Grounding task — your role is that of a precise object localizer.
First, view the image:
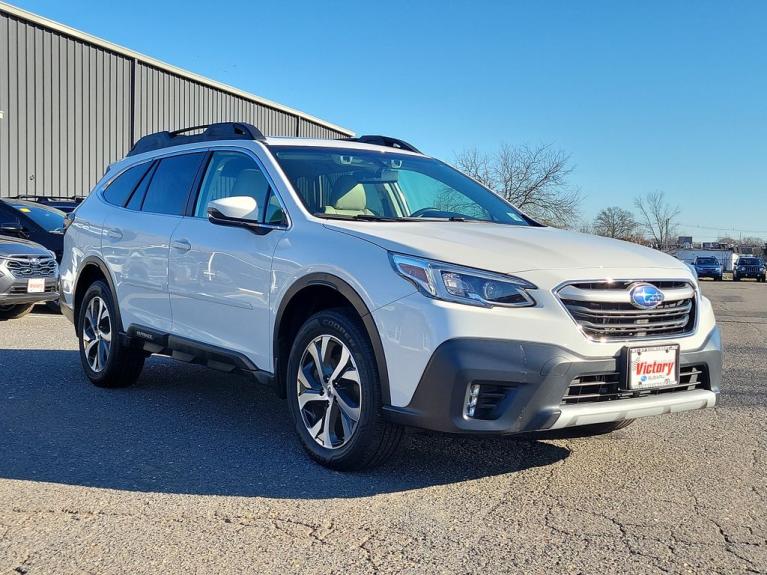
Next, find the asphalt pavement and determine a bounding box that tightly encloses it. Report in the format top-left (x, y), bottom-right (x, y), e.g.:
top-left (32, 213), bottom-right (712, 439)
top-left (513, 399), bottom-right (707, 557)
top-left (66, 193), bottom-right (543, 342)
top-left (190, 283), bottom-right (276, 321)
top-left (0, 281), bottom-right (765, 574)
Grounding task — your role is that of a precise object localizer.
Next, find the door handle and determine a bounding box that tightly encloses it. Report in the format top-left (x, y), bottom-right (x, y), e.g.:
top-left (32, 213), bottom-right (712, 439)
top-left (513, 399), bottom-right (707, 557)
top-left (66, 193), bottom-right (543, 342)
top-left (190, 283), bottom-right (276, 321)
top-left (106, 228), bottom-right (123, 240)
top-left (171, 239), bottom-right (192, 253)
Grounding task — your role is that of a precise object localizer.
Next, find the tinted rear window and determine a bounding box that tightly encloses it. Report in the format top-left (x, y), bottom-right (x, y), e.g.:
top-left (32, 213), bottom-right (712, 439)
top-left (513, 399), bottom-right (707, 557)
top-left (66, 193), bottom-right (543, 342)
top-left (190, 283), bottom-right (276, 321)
top-left (141, 153), bottom-right (205, 215)
top-left (104, 162), bottom-right (153, 207)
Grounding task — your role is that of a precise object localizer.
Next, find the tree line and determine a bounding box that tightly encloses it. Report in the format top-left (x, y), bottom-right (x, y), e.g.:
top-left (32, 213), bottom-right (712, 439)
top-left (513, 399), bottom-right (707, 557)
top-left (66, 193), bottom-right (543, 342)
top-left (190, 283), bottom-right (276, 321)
top-left (454, 143), bottom-right (747, 251)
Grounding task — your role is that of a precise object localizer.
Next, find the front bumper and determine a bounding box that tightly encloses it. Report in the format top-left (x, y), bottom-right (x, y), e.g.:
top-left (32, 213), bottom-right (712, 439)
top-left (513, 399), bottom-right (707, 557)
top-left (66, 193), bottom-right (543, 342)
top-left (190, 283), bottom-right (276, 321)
top-left (383, 327), bottom-right (721, 434)
top-left (0, 278), bottom-right (59, 305)
top-left (735, 270), bottom-right (765, 278)
top-left (696, 269), bottom-right (722, 278)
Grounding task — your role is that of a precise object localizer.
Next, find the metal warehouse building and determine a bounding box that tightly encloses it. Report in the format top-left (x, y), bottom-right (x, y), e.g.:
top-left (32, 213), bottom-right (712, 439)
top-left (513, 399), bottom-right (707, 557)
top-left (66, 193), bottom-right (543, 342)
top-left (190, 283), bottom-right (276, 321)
top-left (0, 1), bottom-right (353, 200)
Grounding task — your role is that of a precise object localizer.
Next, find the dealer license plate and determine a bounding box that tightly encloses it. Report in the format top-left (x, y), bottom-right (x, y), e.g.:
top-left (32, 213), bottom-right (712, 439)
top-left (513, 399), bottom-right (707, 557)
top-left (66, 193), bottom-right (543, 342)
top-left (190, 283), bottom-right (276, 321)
top-left (27, 278), bottom-right (45, 293)
top-left (627, 345), bottom-right (680, 390)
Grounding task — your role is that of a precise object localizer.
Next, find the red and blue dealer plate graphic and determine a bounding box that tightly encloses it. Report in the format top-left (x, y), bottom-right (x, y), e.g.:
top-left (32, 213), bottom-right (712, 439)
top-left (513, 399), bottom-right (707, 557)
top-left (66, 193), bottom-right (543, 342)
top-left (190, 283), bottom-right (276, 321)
top-left (627, 345), bottom-right (680, 390)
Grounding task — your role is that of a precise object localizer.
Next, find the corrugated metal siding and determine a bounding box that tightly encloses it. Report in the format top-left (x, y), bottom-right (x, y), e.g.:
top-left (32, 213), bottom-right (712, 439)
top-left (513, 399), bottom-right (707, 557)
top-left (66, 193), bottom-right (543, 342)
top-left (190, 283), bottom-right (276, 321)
top-left (0, 12), bottom-right (131, 198)
top-left (0, 10), bottom-right (350, 199)
top-left (133, 63), bottom-right (301, 139)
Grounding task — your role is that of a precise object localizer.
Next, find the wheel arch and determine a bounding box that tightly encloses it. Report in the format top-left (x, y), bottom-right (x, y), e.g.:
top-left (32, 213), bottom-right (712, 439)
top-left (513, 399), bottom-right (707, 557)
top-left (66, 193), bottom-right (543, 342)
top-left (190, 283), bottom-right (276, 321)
top-left (273, 273), bottom-right (391, 405)
top-left (73, 256), bottom-right (122, 336)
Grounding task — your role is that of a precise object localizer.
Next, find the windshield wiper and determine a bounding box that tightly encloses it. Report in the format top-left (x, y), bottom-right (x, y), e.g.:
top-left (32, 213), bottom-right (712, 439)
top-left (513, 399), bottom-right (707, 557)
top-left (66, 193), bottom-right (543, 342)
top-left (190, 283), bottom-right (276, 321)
top-left (314, 213), bottom-right (399, 222)
top-left (315, 213), bottom-right (470, 223)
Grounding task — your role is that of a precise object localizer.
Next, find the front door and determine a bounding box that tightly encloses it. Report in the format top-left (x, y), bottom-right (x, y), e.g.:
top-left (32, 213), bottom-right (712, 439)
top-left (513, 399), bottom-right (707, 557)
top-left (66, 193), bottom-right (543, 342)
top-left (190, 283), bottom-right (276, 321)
top-left (168, 150), bottom-right (286, 370)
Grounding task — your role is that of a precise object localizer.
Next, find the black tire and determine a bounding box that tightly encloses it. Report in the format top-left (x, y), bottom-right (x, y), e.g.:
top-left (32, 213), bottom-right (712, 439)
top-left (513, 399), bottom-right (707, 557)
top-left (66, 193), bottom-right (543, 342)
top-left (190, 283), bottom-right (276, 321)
top-left (45, 300), bottom-right (61, 314)
top-left (535, 419), bottom-right (635, 439)
top-left (286, 308), bottom-right (403, 470)
top-left (0, 303), bottom-right (35, 320)
top-left (733, 275), bottom-right (740, 281)
top-left (77, 280), bottom-right (145, 388)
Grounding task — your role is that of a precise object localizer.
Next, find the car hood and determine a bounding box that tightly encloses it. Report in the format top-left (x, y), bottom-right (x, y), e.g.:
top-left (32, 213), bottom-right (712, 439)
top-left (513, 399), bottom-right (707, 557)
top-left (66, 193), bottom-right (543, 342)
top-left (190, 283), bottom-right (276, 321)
top-left (324, 222), bottom-right (688, 275)
top-left (0, 236), bottom-right (52, 256)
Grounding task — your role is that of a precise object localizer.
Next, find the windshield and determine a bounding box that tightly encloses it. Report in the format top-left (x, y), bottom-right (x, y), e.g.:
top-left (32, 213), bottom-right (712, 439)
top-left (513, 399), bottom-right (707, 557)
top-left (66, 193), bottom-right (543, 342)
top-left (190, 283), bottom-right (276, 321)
top-left (739, 258), bottom-right (760, 265)
top-left (697, 257), bottom-right (719, 265)
top-left (271, 146), bottom-right (533, 225)
top-left (8, 201), bottom-right (65, 231)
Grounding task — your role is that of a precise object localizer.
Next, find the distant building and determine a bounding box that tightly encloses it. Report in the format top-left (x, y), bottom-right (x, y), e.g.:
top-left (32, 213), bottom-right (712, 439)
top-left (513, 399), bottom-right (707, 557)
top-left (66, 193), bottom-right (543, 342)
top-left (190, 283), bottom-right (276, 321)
top-left (675, 247), bottom-right (737, 272)
top-left (0, 2), bottom-right (353, 199)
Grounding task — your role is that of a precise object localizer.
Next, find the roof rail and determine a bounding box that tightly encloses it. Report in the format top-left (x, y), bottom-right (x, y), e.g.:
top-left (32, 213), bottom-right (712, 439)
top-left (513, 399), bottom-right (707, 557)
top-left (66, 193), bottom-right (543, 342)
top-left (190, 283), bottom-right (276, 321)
top-left (339, 135), bottom-right (421, 154)
top-left (128, 122), bottom-right (265, 157)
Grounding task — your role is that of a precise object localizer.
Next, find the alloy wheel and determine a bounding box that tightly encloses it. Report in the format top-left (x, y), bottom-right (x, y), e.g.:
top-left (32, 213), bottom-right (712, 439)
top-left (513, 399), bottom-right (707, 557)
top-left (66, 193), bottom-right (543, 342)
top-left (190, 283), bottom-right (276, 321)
top-left (82, 296), bottom-right (112, 373)
top-left (296, 334), bottom-right (362, 449)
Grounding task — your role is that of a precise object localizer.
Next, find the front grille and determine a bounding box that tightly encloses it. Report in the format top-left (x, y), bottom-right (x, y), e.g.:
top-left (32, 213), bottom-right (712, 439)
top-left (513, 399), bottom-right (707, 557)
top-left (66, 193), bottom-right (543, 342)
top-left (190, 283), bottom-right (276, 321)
top-left (4, 257), bottom-right (57, 278)
top-left (562, 365), bottom-right (708, 405)
top-left (557, 280), bottom-right (696, 340)
top-left (739, 266), bottom-right (760, 274)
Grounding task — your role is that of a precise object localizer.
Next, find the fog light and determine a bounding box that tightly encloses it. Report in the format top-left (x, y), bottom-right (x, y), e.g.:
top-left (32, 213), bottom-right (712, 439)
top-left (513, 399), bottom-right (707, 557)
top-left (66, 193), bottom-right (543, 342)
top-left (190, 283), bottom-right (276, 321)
top-left (466, 384), bottom-right (481, 417)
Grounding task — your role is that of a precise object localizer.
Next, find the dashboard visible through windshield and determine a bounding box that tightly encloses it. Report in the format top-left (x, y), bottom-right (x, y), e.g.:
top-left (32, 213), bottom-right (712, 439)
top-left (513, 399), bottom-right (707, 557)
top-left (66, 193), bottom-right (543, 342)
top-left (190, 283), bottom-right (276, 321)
top-left (271, 146), bottom-right (535, 226)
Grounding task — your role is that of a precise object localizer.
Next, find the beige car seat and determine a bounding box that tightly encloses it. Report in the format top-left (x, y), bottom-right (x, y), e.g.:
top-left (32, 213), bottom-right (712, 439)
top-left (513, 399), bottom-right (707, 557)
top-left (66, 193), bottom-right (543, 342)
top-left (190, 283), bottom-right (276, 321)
top-left (324, 175), bottom-right (374, 216)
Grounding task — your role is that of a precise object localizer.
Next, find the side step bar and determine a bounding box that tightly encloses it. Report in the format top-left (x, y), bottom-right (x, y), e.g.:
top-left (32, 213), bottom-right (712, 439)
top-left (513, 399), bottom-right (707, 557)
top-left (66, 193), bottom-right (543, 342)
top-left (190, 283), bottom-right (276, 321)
top-left (124, 325), bottom-right (274, 386)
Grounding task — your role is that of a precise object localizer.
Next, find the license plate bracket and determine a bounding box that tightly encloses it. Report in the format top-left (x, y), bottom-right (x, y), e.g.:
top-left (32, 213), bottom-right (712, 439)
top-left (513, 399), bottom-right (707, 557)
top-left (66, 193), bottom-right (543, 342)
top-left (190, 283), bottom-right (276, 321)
top-left (27, 278), bottom-right (45, 293)
top-left (624, 344), bottom-right (680, 390)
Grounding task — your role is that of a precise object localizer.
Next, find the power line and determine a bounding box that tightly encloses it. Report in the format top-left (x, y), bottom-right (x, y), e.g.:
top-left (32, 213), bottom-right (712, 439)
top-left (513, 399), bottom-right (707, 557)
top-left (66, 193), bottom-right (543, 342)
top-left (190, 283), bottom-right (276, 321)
top-left (679, 223), bottom-right (767, 235)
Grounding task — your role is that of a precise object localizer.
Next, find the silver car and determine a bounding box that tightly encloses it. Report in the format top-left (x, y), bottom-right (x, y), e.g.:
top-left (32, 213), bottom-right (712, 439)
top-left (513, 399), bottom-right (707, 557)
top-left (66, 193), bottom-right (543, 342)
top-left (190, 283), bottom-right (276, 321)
top-left (0, 237), bottom-right (59, 320)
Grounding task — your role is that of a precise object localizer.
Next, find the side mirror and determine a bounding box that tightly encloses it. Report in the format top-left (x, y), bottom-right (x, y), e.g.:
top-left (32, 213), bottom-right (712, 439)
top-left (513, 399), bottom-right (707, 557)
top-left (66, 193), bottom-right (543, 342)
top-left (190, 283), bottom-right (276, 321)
top-left (0, 222), bottom-right (25, 237)
top-left (208, 196), bottom-right (269, 234)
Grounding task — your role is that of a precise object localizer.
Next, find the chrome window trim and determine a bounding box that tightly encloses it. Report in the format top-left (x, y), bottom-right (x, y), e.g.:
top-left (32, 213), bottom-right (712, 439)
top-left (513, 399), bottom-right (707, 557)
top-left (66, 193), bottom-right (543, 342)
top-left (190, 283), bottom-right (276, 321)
top-left (551, 278), bottom-right (700, 343)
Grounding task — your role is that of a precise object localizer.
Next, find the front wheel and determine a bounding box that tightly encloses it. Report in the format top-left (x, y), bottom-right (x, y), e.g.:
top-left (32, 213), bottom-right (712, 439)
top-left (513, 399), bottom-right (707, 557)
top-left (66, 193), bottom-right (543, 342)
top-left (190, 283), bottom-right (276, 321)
top-left (0, 303), bottom-right (35, 320)
top-left (78, 281), bottom-right (145, 388)
top-left (286, 309), bottom-right (403, 470)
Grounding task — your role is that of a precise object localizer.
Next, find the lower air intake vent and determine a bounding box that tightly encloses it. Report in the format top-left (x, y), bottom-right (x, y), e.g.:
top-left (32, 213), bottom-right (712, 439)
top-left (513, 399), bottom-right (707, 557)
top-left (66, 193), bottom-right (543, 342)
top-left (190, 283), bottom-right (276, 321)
top-left (561, 365), bottom-right (708, 405)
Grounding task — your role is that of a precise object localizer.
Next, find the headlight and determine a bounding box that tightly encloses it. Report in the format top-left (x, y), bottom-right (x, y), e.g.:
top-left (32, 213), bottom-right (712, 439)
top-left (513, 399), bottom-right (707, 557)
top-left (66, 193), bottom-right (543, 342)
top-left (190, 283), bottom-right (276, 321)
top-left (389, 253), bottom-right (537, 308)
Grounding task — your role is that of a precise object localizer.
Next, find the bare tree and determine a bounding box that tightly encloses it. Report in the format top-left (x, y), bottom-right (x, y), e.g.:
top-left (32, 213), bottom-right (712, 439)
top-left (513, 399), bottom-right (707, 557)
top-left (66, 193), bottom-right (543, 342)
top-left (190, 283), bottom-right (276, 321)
top-left (633, 191), bottom-right (680, 250)
top-left (592, 206), bottom-right (639, 240)
top-left (455, 144), bottom-right (581, 228)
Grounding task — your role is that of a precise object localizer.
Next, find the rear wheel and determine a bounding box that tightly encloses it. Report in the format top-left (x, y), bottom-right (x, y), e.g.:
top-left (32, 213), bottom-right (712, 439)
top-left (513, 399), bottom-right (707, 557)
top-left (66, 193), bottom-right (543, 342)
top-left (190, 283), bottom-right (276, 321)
top-left (78, 281), bottom-right (145, 388)
top-left (0, 303), bottom-right (35, 320)
top-left (286, 309), bottom-right (403, 470)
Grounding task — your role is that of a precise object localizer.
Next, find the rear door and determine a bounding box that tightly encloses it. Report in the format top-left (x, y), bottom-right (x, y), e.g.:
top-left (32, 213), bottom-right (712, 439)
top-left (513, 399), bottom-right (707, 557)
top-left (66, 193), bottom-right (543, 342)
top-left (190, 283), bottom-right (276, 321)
top-left (101, 152), bottom-right (205, 333)
top-left (168, 149), bottom-right (287, 369)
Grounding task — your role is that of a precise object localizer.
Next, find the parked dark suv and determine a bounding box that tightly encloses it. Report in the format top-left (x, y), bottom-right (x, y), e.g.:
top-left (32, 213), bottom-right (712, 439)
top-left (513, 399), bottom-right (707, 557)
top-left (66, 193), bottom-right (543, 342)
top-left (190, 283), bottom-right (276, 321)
top-left (733, 257), bottom-right (766, 282)
top-left (0, 199), bottom-right (66, 261)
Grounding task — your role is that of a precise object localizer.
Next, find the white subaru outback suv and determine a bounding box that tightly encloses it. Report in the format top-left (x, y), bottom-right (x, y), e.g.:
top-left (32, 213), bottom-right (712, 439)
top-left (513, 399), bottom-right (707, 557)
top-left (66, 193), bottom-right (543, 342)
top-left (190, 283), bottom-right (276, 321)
top-left (60, 122), bottom-right (721, 470)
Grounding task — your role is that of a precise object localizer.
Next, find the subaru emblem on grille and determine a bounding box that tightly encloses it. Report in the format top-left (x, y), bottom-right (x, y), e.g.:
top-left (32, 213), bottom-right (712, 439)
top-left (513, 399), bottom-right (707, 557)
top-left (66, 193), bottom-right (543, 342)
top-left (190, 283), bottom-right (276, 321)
top-left (629, 283), bottom-right (664, 310)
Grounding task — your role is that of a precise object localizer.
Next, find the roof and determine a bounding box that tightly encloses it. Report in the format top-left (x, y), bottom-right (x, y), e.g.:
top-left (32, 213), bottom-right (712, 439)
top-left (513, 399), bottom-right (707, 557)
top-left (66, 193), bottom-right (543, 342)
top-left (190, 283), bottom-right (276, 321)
top-left (0, 1), bottom-right (354, 137)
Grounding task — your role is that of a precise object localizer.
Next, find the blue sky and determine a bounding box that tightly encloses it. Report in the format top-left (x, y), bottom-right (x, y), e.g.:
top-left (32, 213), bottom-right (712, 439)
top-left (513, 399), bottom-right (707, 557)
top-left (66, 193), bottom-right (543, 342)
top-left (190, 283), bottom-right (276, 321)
top-left (13, 0), bottom-right (767, 240)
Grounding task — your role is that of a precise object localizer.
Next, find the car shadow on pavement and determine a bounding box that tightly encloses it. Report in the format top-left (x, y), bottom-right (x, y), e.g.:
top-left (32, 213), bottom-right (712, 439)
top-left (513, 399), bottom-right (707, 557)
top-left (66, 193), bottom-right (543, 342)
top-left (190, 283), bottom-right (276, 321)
top-left (0, 349), bottom-right (569, 499)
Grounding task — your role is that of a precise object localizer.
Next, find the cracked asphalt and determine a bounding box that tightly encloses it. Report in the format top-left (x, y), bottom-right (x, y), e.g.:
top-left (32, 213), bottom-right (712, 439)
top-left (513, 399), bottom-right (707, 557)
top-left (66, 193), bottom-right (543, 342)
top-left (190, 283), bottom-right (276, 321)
top-left (0, 281), bottom-right (765, 574)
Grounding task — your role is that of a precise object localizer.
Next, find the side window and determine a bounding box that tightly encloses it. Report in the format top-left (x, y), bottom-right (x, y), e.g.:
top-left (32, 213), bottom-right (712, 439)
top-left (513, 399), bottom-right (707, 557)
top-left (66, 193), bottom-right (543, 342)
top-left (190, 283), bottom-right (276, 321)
top-left (103, 162), bottom-right (153, 207)
top-left (264, 191), bottom-right (288, 225)
top-left (194, 152), bottom-right (270, 219)
top-left (141, 153), bottom-right (206, 216)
